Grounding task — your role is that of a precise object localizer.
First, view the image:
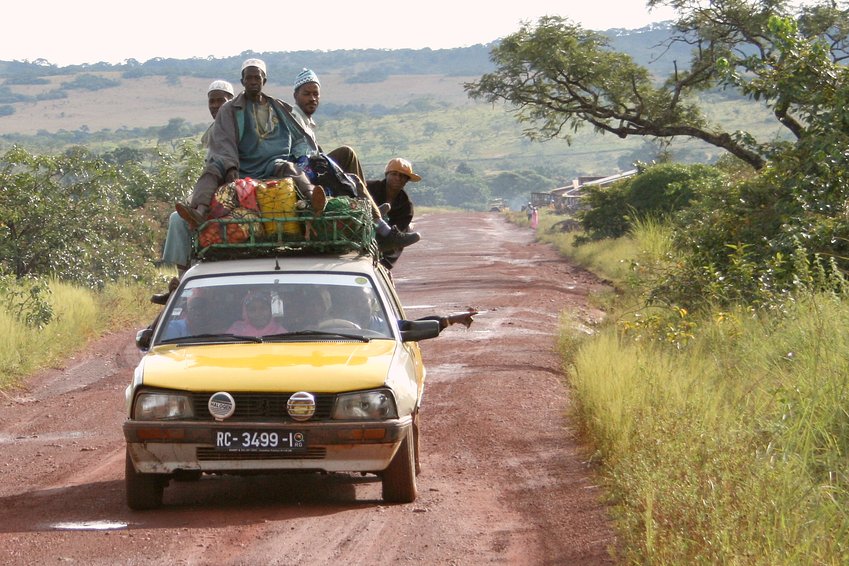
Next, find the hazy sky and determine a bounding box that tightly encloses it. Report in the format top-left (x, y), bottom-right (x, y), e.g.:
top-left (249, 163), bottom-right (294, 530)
top-left (3, 1), bottom-right (677, 66)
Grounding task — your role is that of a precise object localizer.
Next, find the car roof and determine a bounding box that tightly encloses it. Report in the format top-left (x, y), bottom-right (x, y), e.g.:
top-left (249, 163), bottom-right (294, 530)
top-left (184, 254), bottom-right (382, 279)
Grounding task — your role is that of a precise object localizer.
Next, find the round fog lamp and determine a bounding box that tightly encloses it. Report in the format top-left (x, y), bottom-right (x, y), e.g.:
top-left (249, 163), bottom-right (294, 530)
top-left (287, 391), bottom-right (316, 421)
top-left (208, 391), bottom-right (235, 421)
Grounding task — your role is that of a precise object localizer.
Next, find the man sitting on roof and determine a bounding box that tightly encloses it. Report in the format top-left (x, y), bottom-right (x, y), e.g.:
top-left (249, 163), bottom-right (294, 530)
top-left (177, 58), bottom-right (322, 228)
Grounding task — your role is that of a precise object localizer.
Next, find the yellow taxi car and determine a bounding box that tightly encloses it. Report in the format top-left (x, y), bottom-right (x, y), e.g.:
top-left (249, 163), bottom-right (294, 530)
top-left (124, 254), bottom-right (443, 510)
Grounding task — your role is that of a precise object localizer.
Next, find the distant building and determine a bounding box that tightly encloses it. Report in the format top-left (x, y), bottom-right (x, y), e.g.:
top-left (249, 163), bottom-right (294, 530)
top-left (548, 169), bottom-right (639, 213)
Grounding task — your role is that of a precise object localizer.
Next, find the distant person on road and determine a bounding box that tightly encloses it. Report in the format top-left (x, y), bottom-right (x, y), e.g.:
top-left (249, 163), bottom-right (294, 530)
top-left (367, 157), bottom-right (421, 270)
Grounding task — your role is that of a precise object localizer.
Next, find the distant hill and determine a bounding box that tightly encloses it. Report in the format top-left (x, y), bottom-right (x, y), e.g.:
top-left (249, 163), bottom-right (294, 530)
top-left (0, 23), bottom-right (689, 136)
top-left (0, 22), bottom-right (763, 190)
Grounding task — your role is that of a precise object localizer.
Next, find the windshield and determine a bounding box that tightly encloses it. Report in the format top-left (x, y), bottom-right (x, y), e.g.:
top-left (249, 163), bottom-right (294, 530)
top-left (155, 272), bottom-right (393, 344)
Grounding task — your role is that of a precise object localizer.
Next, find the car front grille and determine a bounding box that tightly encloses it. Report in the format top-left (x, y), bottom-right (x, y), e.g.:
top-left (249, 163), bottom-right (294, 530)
top-left (190, 392), bottom-right (335, 421)
top-left (196, 447), bottom-right (327, 461)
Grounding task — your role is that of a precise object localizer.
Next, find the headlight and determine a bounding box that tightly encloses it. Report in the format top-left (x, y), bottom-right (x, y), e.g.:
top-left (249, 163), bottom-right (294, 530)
top-left (133, 391), bottom-right (194, 420)
top-left (332, 390), bottom-right (398, 420)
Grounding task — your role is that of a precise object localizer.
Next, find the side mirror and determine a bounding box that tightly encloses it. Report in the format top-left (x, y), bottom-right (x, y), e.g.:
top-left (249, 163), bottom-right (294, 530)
top-left (399, 319), bottom-right (441, 342)
top-left (135, 328), bottom-right (153, 351)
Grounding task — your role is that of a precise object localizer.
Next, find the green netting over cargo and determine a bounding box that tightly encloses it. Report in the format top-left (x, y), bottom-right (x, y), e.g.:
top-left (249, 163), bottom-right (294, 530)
top-left (192, 197), bottom-right (377, 259)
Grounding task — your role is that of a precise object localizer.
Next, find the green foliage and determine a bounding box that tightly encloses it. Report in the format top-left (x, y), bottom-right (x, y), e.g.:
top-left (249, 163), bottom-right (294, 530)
top-left (60, 73), bottom-right (120, 91)
top-left (0, 86), bottom-right (27, 103)
top-left (469, 2), bottom-right (849, 170)
top-left (0, 146), bottom-right (162, 287)
top-left (3, 75), bottom-right (49, 85)
top-left (466, 14), bottom-right (766, 167)
top-left (347, 69), bottom-right (390, 83)
top-left (0, 278), bottom-right (159, 388)
top-left (628, 163), bottom-right (722, 216)
top-left (157, 117), bottom-right (197, 145)
top-left (0, 271), bottom-right (53, 328)
top-left (33, 89), bottom-right (66, 101)
top-left (566, 293), bottom-right (849, 563)
top-left (487, 170), bottom-right (557, 200)
top-left (576, 181), bottom-right (632, 240)
top-left (578, 162), bottom-right (725, 240)
top-left (649, 160), bottom-right (849, 310)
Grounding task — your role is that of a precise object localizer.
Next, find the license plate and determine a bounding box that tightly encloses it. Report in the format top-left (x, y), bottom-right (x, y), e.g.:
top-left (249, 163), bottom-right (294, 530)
top-left (214, 430), bottom-right (306, 452)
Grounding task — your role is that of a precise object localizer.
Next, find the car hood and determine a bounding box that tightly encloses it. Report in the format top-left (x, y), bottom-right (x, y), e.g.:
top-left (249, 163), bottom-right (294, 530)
top-left (139, 340), bottom-right (397, 393)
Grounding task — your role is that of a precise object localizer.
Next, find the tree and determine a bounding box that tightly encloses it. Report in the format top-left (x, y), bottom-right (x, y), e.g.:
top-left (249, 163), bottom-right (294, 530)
top-left (488, 170), bottom-right (555, 200)
top-left (0, 147), bottom-right (158, 287)
top-left (464, 2), bottom-right (849, 170)
top-left (157, 118), bottom-right (192, 145)
top-left (440, 177), bottom-right (490, 209)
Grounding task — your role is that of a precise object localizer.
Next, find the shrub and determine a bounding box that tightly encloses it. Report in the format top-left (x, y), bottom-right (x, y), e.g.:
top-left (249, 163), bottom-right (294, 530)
top-left (578, 163), bottom-right (726, 240)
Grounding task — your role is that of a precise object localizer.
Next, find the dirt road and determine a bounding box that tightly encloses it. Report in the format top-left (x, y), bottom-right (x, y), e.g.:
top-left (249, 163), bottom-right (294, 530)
top-left (0, 212), bottom-right (616, 565)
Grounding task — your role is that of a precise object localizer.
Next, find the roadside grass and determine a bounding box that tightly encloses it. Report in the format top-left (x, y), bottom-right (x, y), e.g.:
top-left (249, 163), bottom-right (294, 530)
top-left (532, 210), bottom-right (849, 563)
top-left (565, 298), bottom-right (849, 564)
top-left (535, 211), bottom-right (672, 292)
top-left (0, 279), bottom-right (159, 389)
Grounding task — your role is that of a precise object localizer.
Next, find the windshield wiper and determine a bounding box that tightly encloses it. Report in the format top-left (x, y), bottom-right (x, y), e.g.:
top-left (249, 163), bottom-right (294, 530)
top-left (262, 330), bottom-right (370, 343)
top-left (160, 333), bottom-right (263, 345)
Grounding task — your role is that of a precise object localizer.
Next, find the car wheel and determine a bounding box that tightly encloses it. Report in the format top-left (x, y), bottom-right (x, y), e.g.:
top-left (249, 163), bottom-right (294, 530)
top-left (413, 411), bottom-right (421, 476)
top-left (381, 431), bottom-right (417, 503)
top-left (125, 448), bottom-right (166, 510)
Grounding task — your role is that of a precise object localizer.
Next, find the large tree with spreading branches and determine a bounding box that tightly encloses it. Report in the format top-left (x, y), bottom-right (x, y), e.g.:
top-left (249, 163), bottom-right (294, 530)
top-left (465, 0), bottom-right (849, 171)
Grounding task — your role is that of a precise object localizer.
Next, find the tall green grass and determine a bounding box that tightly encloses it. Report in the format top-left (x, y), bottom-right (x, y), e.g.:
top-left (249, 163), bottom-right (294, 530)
top-left (0, 279), bottom-right (159, 388)
top-left (536, 212), bottom-right (673, 291)
top-left (566, 298), bottom-right (849, 563)
top-left (536, 210), bottom-right (849, 563)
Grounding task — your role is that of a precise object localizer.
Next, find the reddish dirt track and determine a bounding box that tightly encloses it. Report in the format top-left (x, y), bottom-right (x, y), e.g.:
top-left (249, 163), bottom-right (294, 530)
top-left (0, 211), bottom-right (616, 565)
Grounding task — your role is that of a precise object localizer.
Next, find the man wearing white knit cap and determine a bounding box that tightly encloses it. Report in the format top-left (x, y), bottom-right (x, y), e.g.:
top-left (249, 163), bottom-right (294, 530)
top-left (156, 78), bottom-right (237, 287)
top-left (176, 58), bottom-right (321, 228)
top-left (200, 79), bottom-right (234, 148)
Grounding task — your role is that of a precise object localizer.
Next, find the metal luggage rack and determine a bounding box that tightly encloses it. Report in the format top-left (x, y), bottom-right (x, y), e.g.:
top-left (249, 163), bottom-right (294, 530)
top-left (192, 203), bottom-right (377, 260)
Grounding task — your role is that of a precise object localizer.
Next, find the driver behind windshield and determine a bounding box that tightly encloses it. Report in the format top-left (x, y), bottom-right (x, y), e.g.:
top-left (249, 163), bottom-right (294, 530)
top-left (327, 285), bottom-right (389, 333)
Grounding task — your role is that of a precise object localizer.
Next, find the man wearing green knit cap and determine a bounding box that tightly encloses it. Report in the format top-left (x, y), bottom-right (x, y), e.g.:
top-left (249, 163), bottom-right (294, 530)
top-left (289, 67), bottom-right (421, 251)
top-left (292, 68), bottom-right (320, 144)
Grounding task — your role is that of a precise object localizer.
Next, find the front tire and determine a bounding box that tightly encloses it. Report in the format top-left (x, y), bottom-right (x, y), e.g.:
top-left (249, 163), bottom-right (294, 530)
top-left (381, 432), bottom-right (417, 503)
top-left (125, 448), bottom-right (166, 510)
top-left (413, 410), bottom-right (421, 476)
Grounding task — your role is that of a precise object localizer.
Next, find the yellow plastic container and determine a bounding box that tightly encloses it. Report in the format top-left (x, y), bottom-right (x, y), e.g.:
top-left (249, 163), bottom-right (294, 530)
top-left (256, 178), bottom-right (300, 237)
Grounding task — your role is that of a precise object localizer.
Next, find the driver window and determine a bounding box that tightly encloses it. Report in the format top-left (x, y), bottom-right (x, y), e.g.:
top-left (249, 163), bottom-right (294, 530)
top-left (326, 285), bottom-right (390, 335)
top-left (283, 285), bottom-right (329, 331)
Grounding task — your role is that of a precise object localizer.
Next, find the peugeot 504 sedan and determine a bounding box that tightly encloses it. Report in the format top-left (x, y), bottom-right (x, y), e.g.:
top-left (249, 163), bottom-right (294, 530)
top-left (124, 254), bottom-right (443, 509)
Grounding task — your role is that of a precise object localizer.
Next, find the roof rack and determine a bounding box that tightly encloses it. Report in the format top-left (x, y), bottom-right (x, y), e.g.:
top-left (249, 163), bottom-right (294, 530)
top-left (192, 197), bottom-right (378, 260)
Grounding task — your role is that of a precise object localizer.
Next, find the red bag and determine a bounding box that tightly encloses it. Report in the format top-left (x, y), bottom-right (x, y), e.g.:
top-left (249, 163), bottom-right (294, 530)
top-left (209, 178), bottom-right (261, 219)
top-left (233, 178), bottom-right (260, 211)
